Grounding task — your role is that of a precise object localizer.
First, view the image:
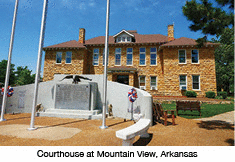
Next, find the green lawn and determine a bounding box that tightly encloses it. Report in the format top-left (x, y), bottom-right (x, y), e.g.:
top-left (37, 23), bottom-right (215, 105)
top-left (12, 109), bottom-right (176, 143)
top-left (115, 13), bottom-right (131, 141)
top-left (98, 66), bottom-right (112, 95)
top-left (161, 102), bottom-right (234, 119)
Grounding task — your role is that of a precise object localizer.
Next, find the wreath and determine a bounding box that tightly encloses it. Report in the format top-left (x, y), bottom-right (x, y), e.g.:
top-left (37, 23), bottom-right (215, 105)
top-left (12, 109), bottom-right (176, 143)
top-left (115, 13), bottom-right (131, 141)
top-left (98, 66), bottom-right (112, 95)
top-left (1, 86), bottom-right (14, 97)
top-left (128, 88), bottom-right (138, 102)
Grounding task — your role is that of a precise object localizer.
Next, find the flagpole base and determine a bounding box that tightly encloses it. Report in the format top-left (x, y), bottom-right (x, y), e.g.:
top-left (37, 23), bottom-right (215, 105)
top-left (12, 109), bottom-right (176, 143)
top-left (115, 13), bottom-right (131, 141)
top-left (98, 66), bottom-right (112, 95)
top-left (99, 125), bottom-right (108, 129)
top-left (27, 127), bottom-right (38, 131)
top-left (0, 119), bottom-right (6, 122)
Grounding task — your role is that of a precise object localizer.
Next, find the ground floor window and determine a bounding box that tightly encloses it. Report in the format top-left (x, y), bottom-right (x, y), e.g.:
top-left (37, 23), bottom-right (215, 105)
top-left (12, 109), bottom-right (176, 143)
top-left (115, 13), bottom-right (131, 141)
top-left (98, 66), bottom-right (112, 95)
top-left (139, 76), bottom-right (146, 90)
top-left (192, 75), bottom-right (200, 90)
top-left (150, 76), bottom-right (157, 90)
top-left (179, 75), bottom-right (187, 90)
top-left (56, 52), bottom-right (62, 64)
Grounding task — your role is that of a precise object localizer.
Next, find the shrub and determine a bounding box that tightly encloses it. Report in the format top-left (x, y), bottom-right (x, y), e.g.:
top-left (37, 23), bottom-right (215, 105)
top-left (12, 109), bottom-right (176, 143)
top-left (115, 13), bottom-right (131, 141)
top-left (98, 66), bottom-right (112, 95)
top-left (185, 91), bottom-right (197, 97)
top-left (217, 91), bottom-right (227, 99)
top-left (205, 91), bottom-right (216, 98)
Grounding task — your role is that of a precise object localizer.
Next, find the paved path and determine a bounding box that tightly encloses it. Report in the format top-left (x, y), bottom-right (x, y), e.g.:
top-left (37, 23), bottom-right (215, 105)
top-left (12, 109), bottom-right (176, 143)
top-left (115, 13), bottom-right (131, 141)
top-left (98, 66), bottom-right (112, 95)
top-left (195, 111), bottom-right (235, 124)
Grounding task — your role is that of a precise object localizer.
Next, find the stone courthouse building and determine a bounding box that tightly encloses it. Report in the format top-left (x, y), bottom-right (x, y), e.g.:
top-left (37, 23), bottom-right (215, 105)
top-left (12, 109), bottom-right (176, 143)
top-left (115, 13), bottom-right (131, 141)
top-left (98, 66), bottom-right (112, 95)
top-left (43, 25), bottom-right (218, 97)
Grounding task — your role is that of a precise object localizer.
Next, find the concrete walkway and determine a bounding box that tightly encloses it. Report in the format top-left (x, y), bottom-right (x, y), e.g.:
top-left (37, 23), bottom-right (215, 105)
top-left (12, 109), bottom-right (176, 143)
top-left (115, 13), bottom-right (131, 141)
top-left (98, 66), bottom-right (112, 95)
top-left (195, 111), bottom-right (235, 125)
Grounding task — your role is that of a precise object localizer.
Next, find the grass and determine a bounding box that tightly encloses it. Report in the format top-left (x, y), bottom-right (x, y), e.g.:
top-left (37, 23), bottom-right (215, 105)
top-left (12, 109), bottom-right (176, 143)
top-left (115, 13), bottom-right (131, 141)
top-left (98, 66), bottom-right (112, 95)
top-left (161, 102), bottom-right (234, 119)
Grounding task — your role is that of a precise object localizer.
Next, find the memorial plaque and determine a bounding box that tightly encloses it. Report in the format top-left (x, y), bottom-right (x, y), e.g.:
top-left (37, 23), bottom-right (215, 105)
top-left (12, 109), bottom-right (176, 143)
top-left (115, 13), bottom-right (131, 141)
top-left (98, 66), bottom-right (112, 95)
top-left (55, 84), bottom-right (90, 110)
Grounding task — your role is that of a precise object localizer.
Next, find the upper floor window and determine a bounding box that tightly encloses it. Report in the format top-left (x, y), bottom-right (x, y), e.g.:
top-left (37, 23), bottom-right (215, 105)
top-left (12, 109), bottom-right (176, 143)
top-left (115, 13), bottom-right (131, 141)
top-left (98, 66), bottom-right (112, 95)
top-left (179, 50), bottom-right (186, 64)
top-left (65, 51), bottom-right (72, 64)
top-left (139, 47), bottom-right (146, 65)
top-left (192, 50), bottom-right (199, 63)
top-left (93, 48), bottom-right (99, 66)
top-left (150, 47), bottom-right (157, 65)
top-left (192, 75), bottom-right (200, 90)
top-left (116, 36), bottom-right (132, 43)
top-left (103, 48), bottom-right (109, 66)
top-left (126, 48), bottom-right (133, 66)
top-left (179, 75), bottom-right (187, 90)
top-left (56, 52), bottom-right (62, 64)
top-left (115, 48), bottom-right (121, 65)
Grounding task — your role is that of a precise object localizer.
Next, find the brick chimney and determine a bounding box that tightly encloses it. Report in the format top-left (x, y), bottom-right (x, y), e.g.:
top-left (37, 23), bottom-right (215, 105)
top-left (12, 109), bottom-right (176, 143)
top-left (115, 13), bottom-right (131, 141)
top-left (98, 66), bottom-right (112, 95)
top-left (79, 28), bottom-right (85, 43)
top-left (168, 24), bottom-right (174, 41)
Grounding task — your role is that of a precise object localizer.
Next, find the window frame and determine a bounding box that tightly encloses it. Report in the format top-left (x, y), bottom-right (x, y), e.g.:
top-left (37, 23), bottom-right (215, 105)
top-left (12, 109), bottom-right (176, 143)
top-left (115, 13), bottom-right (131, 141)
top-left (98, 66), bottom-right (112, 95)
top-left (150, 47), bottom-right (157, 66)
top-left (178, 49), bottom-right (186, 64)
top-left (126, 47), bottom-right (133, 66)
top-left (150, 76), bottom-right (157, 90)
top-left (179, 75), bottom-right (187, 90)
top-left (93, 48), bottom-right (99, 66)
top-left (56, 52), bottom-right (62, 64)
top-left (139, 47), bottom-right (146, 66)
top-left (191, 49), bottom-right (199, 64)
top-left (115, 48), bottom-right (121, 66)
top-left (192, 75), bottom-right (200, 90)
top-left (139, 75), bottom-right (146, 90)
top-left (65, 51), bottom-right (72, 64)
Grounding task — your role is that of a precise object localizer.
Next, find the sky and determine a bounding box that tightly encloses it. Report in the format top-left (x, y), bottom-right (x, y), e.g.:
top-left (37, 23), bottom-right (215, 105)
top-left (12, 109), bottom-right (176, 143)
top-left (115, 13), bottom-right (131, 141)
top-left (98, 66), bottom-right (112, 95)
top-left (0, 0), bottom-right (222, 75)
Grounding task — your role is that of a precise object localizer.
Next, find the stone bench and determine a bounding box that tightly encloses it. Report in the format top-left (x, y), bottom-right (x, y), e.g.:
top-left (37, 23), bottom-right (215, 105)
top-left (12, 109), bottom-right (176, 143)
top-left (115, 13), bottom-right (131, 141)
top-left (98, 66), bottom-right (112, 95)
top-left (116, 119), bottom-right (151, 146)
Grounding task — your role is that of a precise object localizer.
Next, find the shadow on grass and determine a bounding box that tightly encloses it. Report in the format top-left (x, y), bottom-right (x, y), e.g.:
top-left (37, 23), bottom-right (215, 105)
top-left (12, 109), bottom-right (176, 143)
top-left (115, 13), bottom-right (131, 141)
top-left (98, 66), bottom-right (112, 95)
top-left (197, 120), bottom-right (234, 130)
top-left (133, 133), bottom-right (153, 146)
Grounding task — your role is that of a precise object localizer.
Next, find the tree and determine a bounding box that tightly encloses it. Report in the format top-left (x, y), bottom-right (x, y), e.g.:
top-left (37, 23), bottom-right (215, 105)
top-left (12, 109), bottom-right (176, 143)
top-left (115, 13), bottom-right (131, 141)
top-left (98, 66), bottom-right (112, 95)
top-left (0, 60), bottom-right (16, 86)
top-left (182, 0), bottom-right (234, 45)
top-left (213, 27), bottom-right (234, 94)
top-left (182, 0), bottom-right (234, 94)
top-left (15, 66), bottom-right (35, 86)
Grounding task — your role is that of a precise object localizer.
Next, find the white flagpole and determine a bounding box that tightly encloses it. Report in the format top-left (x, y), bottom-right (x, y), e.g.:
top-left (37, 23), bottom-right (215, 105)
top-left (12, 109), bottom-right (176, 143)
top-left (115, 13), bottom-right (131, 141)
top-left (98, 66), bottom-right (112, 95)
top-left (0, 0), bottom-right (19, 122)
top-left (28, 0), bottom-right (48, 130)
top-left (100, 0), bottom-right (110, 129)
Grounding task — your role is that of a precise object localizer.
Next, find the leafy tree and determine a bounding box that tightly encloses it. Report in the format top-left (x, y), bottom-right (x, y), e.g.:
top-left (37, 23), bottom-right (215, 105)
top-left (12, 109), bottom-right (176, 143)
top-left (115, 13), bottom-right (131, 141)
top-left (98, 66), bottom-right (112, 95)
top-left (15, 66), bottom-right (35, 86)
top-left (0, 60), bottom-right (16, 86)
top-left (182, 0), bottom-right (234, 45)
top-left (213, 27), bottom-right (234, 94)
top-left (182, 0), bottom-right (234, 94)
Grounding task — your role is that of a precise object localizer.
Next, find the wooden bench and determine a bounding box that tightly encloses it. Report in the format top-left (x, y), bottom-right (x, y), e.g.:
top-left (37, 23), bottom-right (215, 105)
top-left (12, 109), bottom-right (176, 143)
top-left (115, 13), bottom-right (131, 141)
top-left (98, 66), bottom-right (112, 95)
top-left (176, 100), bottom-right (201, 116)
top-left (153, 102), bottom-right (176, 126)
top-left (116, 119), bottom-right (151, 146)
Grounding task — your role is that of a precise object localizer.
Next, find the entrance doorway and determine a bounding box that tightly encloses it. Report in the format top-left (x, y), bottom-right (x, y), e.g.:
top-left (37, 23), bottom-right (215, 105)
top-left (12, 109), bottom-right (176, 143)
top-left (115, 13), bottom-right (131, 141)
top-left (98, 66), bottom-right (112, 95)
top-left (117, 75), bottom-right (129, 85)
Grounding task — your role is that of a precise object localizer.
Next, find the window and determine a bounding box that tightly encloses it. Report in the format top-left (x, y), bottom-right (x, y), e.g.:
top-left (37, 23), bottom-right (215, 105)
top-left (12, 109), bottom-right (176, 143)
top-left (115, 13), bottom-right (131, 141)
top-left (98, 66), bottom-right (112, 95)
top-left (103, 48), bottom-right (109, 66)
top-left (56, 52), bottom-right (62, 64)
top-left (126, 48), bottom-right (133, 65)
top-left (65, 51), bottom-right (72, 64)
top-left (93, 48), bottom-right (99, 66)
top-left (179, 50), bottom-right (186, 63)
top-left (150, 47), bottom-right (157, 65)
top-left (179, 75), bottom-right (187, 90)
top-left (150, 76), bottom-right (157, 90)
top-left (192, 75), bottom-right (200, 90)
top-left (139, 76), bottom-right (146, 90)
top-left (115, 48), bottom-right (121, 65)
top-left (127, 37), bottom-right (131, 42)
top-left (192, 50), bottom-right (199, 63)
top-left (139, 48), bottom-right (146, 65)
top-left (117, 37), bottom-right (121, 42)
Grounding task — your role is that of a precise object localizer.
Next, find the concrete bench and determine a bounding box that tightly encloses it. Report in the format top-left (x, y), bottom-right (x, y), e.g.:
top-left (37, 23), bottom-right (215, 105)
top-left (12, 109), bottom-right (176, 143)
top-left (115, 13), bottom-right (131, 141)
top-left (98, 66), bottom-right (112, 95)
top-left (116, 119), bottom-right (151, 146)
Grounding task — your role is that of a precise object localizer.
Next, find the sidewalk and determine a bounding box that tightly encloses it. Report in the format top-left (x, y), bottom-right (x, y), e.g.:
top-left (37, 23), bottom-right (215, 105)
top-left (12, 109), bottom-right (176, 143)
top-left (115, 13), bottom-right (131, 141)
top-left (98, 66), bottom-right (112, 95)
top-left (195, 111), bottom-right (235, 124)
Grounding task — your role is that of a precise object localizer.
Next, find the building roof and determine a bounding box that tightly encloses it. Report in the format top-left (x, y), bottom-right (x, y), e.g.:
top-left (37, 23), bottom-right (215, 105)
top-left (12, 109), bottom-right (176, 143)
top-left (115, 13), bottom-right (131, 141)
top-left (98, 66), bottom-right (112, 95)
top-left (43, 31), bottom-right (219, 50)
top-left (43, 40), bottom-right (85, 50)
top-left (160, 37), bottom-right (219, 47)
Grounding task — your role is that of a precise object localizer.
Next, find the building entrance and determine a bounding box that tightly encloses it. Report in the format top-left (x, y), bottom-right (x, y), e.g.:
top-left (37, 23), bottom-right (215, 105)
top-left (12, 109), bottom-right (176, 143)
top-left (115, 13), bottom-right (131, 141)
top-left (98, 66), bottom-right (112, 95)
top-left (117, 75), bottom-right (129, 85)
